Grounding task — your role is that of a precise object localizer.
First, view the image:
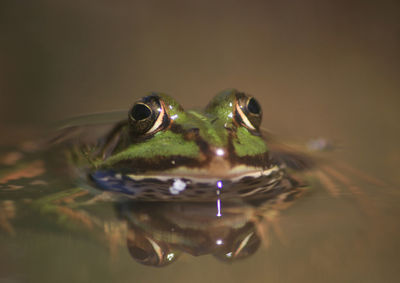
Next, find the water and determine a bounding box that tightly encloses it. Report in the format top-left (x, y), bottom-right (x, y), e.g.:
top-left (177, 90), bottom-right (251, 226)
top-left (1, 115), bottom-right (399, 283)
top-left (1, 1), bottom-right (400, 282)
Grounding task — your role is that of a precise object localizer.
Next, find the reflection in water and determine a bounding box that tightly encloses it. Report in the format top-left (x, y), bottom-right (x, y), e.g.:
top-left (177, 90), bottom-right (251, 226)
top-left (117, 200), bottom-right (277, 267)
top-left (0, 173), bottom-right (303, 268)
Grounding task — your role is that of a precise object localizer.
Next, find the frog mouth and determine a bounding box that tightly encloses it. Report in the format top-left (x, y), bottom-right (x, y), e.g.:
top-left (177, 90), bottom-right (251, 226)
top-left (125, 164), bottom-right (281, 184)
top-left (120, 153), bottom-right (277, 182)
top-left (99, 152), bottom-right (273, 182)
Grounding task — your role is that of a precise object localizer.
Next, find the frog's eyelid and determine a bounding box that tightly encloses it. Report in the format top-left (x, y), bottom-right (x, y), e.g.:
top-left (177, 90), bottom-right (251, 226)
top-left (235, 103), bottom-right (256, 130)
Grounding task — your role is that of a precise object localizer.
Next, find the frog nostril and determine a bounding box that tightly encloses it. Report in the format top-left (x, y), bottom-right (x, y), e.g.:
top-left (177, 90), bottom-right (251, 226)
top-left (188, 128), bottom-right (200, 135)
top-left (184, 128), bottom-right (200, 140)
top-left (190, 128), bottom-right (200, 133)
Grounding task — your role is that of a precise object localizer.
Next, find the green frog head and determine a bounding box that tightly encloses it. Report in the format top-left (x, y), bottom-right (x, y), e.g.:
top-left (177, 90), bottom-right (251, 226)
top-left (79, 89), bottom-right (291, 200)
top-left (92, 89), bottom-right (270, 179)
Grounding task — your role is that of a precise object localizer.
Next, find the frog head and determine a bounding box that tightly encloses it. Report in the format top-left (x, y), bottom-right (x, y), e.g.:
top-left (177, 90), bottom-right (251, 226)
top-left (93, 89), bottom-right (271, 182)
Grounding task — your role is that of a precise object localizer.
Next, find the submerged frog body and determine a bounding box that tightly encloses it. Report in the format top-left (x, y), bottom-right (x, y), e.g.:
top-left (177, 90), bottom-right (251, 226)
top-left (70, 89), bottom-right (311, 201)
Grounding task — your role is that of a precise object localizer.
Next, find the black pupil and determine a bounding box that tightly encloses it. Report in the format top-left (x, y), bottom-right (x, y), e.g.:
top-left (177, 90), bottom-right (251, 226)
top-left (131, 104), bottom-right (151, 120)
top-left (247, 98), bottom-right (261, 115)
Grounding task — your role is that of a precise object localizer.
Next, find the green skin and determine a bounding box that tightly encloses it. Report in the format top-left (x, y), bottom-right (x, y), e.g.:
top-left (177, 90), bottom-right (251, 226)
top-left (89, 89), bottom-right (269, 178)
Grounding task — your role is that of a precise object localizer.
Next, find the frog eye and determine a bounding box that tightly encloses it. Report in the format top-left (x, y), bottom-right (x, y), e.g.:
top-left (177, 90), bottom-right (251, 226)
top-left (235, 94), bottom-right (263, 130)
top-left (129, 95), bottom-right (169, 136)
top-left (127, 232), bottom-right (179, 266)
top-left (213, 230), bottom-right (261, 262)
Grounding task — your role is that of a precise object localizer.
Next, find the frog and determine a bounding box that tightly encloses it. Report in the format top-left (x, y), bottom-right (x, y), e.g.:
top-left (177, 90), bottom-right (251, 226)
top-left (64, 88), bottom-right (312, 202)
top-left (2, 89), bottom-right (374, 266)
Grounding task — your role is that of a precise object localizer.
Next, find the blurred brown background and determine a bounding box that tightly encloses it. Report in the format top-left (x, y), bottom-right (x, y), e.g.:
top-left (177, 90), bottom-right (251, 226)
top-left (1, 0), bottom-right (399, 150)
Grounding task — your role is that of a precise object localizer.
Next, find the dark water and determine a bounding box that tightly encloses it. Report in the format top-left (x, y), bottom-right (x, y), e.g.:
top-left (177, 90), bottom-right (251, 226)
top-left (1, 1), bottom-right (400, 282)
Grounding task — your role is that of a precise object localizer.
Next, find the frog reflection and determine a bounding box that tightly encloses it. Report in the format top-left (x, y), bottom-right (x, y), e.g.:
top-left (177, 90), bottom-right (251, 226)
top-left (116, 194), bottom-right (302, 267)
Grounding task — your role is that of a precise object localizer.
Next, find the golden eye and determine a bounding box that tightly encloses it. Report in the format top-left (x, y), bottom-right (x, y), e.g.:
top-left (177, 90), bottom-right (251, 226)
top-left (129, 95), bottom-right (169, 136)
top-left (235, 93), bottom-right (263, 130)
